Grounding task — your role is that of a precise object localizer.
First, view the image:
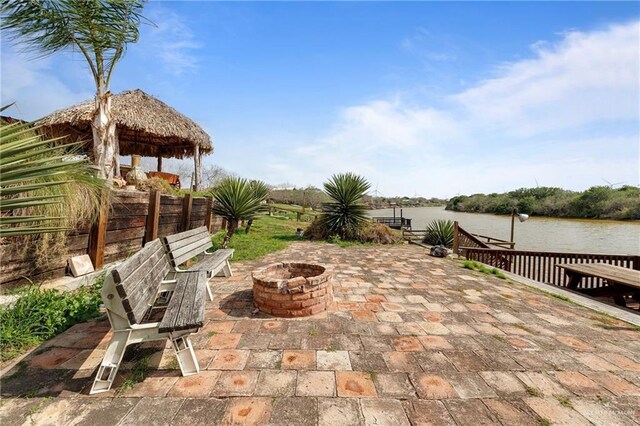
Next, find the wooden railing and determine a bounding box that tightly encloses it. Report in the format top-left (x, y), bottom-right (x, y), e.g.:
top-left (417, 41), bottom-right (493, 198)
top-left (453, 221), bottom-right (491, 253)
top-left (462, 247), bottom-right (639, 290)
top-left (469, 233), bottom-right (515, 249)
top-left (402, 229), bottom-right (426, 242)
top-left (372, 216), bottom-right (412, 230)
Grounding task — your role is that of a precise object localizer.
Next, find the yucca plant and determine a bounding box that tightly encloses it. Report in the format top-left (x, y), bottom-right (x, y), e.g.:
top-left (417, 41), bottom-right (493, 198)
top-left (211, 177), bottom-right (267, 248)
top-left (320, 173), bottom-right (371, 239)
top-left (423, 219), bottom-right (455, 248)
top-left (0, 116), bottom-right (105, 239)
top-left (244, 180), bottom-right (270, 234)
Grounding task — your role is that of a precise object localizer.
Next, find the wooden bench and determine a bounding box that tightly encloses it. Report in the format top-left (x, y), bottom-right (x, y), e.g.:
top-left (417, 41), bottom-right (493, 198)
top-left (557, 262), bottom-right (640, 307)
top-left (90, 239), bottom-right (206, 394)
top-left (163, 226), bottom-right (234, 301)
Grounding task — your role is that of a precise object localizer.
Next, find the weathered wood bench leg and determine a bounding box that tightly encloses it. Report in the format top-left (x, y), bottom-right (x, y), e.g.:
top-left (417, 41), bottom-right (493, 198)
top-left (171, 335), bottom-right (199, 376)
top-left (205, 281), bottom-right (214, 302)
top-left (214, 259), bottom-right (233, 278)
top-left (565, 272), bottom-right (583, 290)
top-left (90, 330), bottom-right (131, 394)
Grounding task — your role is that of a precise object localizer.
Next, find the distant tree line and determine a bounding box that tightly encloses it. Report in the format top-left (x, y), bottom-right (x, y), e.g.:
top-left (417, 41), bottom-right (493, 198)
top-left (269, 187), bottom-right (330, 210)
top-left (446, 186), bottom-right (640, 220)
top-left (364, 196), bottom-right (447, 209)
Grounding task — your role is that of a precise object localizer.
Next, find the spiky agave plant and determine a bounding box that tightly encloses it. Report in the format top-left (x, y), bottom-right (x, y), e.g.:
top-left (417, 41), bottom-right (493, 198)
top-left (244, 180), bottom-right (270, 234)
top-left (423, 219), bottom-right (455, 248)
top-left (211, 177), bottom-right (266, 248)
top-left (0, 116), bottom-right (105, 240)
top-left (320, 173), bottom-right (371, 240)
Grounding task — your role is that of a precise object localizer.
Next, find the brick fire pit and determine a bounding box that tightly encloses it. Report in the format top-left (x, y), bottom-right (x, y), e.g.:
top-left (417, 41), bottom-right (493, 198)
top-left (251, 262), bottom-right (333, 317)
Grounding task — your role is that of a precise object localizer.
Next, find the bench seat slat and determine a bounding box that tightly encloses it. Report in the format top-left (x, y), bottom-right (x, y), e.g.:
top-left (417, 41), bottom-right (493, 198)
top-left (164, 226), bottom-right (208, 244)
top-left (186, 250), bottom-right (234, 273)
top-left (159, 271), bottom-right (206, 333)
top-left (166, 232), bottom-right (210, 254)
top-left (171, 239), bottom-right (213, 267)
top-left (110, 240), bottom-right (172, 324)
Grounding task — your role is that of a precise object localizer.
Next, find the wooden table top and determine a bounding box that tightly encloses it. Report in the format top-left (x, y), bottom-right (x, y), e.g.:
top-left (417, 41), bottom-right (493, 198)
top-left (557, 263), bottom-right (640, 288)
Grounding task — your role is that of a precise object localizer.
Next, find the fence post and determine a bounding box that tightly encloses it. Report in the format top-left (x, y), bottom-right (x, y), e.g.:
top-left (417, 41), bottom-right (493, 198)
top-left (181, 193), bottom-right (193, 232)
top-left (145, 189), bottom-right (160, 244)
top-left (88, 189), bottom-right (109, 269)
top-left (204, 196), bottom-right (214, 232)
top-left (453, 221), bottom-right (460, 256)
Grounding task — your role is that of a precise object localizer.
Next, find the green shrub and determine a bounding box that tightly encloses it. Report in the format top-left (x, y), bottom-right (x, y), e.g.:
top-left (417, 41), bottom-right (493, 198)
top-left (423, 219), bottom-right (454, 248)
top-left (305, 218), bottom-right (399, 245)
top-left (0, 280), bottom-right (103, 361)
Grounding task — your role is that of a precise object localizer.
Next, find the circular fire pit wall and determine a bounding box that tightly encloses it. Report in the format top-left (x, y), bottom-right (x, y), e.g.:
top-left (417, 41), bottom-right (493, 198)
top-left (252, 262), bottom-right (333, 317)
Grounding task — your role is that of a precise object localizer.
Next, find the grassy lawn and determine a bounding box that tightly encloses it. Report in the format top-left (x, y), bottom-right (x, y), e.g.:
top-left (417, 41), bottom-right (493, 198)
top-left (211, 214), bottom-right (308, 261)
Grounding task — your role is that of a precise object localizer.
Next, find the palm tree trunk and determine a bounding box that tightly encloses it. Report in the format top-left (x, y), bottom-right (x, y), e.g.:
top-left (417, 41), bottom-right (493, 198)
top-left (245, 218), bottom-right (254, 234)
top-left (91, 92), bottom-right (118, 180)
top-left (222, 218), bottom-right (238, 248)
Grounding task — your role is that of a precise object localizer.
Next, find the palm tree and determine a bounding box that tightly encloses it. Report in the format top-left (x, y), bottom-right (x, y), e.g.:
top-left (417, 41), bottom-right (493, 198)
top-left (1, 0), bottom-right (147, 180)
top-left (0, 116), bottom-right (104, 238)
top-left (211, 177), bottom-right (266, 248)
top-left (320, 173), bottom-right (371, 239)
top-left (244, 180), bottom-right (270, 234)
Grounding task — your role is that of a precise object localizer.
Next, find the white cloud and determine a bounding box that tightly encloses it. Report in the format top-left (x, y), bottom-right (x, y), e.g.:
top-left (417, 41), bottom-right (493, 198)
top-left (282, 20), bottom-right (639, 197)
top-left (453, 21), bottom-right (640, 136)
top-left (0, 46), bottom-right (92, 119)
top-left (137, 6), bottom-right (202, 76)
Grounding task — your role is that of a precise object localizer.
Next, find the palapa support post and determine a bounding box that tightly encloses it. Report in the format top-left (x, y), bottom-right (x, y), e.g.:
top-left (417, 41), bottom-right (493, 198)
top-left (157, 156), bottom-right (162, 172)
top-left (145, 189), bottom-right (161, 244)
top-left (88, 189), bottom-right (110, 269)
top-left (182, 193), bottom-right (193, 232)
top-left (193, 145), bottom-right (202, 191)
top-left (204, 196), bottom-right (214, 233)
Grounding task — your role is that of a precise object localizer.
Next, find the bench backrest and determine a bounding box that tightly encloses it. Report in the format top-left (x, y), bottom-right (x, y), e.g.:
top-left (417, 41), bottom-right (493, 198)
top-left (111, 239), bottom-right (172, 324)
top-left (164, 226), bottom-right (213, 267)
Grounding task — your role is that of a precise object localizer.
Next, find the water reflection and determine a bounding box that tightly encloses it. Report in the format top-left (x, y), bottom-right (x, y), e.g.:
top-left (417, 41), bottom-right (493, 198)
top-left (369, 207), bottom-right (640, 255)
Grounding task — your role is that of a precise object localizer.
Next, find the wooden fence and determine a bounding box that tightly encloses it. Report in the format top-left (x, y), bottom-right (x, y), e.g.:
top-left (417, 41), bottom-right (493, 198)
top-left (0, 189), bottom-right (223, 286)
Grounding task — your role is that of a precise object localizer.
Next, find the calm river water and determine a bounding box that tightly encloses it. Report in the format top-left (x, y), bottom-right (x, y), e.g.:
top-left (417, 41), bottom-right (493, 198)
top-left (368, 207), bottom-right (640, 255)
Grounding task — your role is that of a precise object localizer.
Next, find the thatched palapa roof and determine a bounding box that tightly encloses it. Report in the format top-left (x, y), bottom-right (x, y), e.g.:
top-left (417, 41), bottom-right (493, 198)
top-left (38, 89), bottom-right (212, 159)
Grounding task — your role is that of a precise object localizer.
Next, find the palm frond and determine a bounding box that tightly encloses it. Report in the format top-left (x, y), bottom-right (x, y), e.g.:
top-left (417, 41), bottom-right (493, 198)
top-left (0, 117), bottom-right (105, 238)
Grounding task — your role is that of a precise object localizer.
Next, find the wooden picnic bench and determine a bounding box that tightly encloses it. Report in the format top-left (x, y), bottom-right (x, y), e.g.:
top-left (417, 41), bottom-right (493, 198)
top-left (557, 262), bottom-right (640, 308)
top-left (90, 239), bottom-right (206, 394)
top-left (163, 226), bottom-right (234, 301)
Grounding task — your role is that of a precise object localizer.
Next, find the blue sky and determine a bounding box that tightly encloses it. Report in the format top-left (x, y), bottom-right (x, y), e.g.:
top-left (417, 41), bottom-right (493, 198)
top-left (2, 1), bottom-right (639, 197)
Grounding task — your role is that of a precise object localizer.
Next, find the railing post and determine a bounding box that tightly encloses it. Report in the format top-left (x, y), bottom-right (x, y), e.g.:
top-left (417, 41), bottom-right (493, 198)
top-left (204, 196), bottom-right (214, 233)
top-left (453, 221), bottom-right (460, 256)
top-left (145, 189), bottom-right (160, 244)
top-left (181, 193), bottom-right (193, 232)
top-left (88, 188), bottom-right (109, 269)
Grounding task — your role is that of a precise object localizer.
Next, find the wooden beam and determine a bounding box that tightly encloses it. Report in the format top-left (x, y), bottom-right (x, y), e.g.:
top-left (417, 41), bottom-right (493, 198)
top-left (453, 221), bottom-right (460, 256)
top-left (157, 156), bottom-right (162, 172)
top-left (145, 189), bottom-right (161, 244)
top-left (88, 189), bottom-right (110, 269)
top-left (181, 193), bottom-right (193, 232)
top-left (204, 196), bottom-right (213, 232)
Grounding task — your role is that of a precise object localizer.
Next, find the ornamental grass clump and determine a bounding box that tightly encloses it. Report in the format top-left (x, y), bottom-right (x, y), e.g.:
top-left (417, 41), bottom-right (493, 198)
top-left (423, 219), bottom-right (455, 248)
